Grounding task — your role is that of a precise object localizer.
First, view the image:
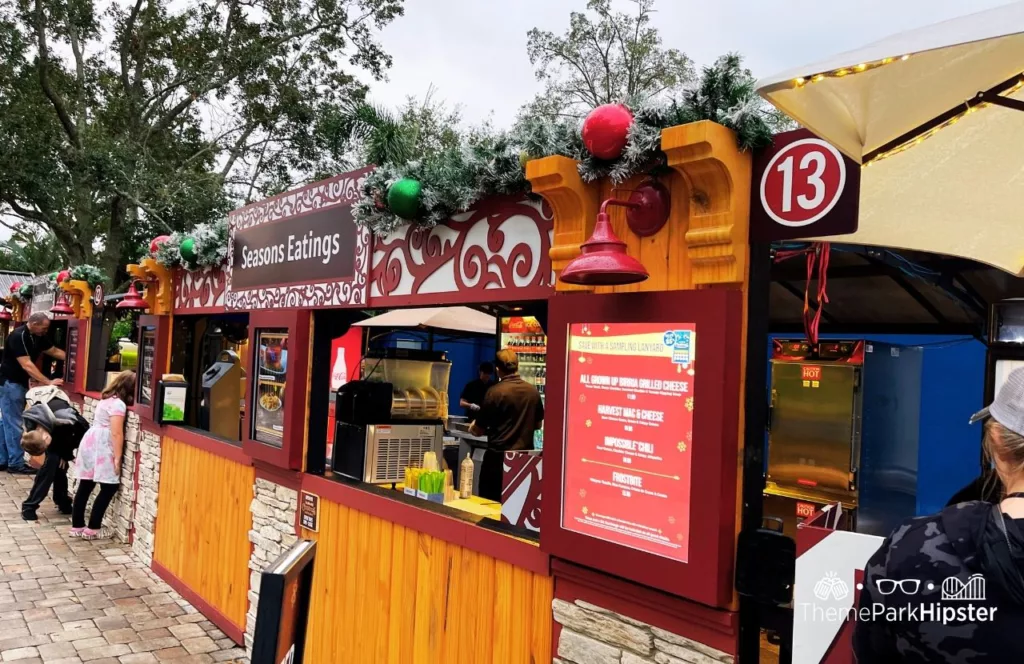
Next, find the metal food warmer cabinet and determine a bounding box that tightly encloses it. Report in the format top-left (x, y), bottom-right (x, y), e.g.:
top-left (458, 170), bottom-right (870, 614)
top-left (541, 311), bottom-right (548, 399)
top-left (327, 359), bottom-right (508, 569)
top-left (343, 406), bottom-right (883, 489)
top-left (764, 339), bottom-right (924, 538)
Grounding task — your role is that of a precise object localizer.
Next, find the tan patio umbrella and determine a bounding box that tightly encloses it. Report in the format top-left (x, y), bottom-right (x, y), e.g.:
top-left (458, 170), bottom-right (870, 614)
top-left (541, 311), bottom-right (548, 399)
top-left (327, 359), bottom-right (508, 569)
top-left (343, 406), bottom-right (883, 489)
top-left (757, 2), bottom-right (1024, 275)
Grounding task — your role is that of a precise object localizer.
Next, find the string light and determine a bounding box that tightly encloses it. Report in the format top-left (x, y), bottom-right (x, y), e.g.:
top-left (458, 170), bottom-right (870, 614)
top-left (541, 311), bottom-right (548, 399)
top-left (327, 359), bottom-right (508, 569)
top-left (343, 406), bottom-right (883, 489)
top-left (865, 74), bottom-right (1024, 165)
top-left (791, 53), bottom-right (912, 88)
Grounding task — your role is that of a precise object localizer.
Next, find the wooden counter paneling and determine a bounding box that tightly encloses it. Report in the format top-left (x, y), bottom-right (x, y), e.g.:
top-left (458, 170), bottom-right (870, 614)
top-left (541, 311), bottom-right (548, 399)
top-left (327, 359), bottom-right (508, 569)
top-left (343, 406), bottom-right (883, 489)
top-left (153, 436), bottom-right (254, 638)
top-left (303, 497), bottom-right (553, 664)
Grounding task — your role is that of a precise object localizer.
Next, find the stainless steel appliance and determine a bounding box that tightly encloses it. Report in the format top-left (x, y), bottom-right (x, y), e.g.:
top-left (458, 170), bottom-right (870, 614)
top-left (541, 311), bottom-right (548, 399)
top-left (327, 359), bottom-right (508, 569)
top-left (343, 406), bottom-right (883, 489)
top-left (765, 339), bottom-right (923, 537)
top-left (333, 350), bottom-right (451, 484)
top-left (200, 350), bottom-right (243, 440)
top-left (335, 422), bottom-right (443, 484)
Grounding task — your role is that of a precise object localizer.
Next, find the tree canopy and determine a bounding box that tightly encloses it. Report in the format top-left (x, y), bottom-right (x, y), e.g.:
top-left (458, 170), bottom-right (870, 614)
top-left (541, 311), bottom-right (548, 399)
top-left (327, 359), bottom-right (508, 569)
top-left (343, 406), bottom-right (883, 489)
top-left (0, 0), bottom-right (404, 283)
top-left (0, 229), bottom-right (66, 274)
top-left (524, 0), bottom-right (693, 120)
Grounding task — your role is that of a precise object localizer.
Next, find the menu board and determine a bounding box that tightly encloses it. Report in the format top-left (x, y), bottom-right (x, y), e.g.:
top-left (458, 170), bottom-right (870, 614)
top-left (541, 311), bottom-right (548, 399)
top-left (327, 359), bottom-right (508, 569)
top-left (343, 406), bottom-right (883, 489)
top-left (65, 326), bottom-right (79, 385)
top-left (561, 322), bottom-right (696, 563)
top-left (253, 330), bottom-right (288, 447)
top-left (138, 329), bottom-right (156, 406)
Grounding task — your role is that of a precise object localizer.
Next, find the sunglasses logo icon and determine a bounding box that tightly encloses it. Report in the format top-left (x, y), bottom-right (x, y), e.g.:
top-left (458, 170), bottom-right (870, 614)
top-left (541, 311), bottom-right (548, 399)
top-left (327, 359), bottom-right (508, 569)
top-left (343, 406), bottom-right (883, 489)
top-left (875, 578), bottom-right (921, 596)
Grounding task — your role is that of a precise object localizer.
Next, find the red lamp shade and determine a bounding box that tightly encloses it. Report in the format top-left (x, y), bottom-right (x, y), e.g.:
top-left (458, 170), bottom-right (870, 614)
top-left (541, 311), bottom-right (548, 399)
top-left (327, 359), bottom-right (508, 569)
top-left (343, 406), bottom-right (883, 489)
top-left (560, 211), bottom-right (649, 286)
top-left (116, 282), bottom-right (149, 310)
top-left (50, 292), bottom-right (74, 316)
top-left (560, 187), bottom-right (671, 287)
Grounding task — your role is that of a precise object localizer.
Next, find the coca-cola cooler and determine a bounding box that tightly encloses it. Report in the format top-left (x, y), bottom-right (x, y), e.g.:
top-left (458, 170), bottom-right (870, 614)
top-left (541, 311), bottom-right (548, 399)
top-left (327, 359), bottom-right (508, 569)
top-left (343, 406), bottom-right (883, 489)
top-left (764, 339), bottom-right (924, 538)
top-left (326, 328), bottom-right (364, 460)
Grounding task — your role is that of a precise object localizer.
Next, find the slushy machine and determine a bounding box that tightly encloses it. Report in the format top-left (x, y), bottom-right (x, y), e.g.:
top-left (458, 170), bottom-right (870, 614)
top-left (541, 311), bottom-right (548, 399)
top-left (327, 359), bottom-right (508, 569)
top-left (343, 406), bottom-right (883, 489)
top-left (764, 339), bottom-right (923, 538)
top-left (333, 349), bottom-right (451, 484)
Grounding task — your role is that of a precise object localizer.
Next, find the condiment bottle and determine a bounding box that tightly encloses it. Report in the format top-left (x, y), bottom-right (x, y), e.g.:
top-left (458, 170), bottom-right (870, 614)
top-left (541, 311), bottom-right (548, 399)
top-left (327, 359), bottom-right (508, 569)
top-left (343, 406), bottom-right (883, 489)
top-left (459, 455), bottom-right (474, 499)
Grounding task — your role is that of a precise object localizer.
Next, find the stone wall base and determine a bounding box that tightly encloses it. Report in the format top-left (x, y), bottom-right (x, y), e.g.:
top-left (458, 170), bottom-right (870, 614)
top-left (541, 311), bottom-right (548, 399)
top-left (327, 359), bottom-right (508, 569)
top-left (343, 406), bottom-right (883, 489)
top-left (67, 396), bottom-right (161, 566)
top-left (554, 598), bottom-right (734, 664)
top-left (244, 477), bottom-right (299, 657)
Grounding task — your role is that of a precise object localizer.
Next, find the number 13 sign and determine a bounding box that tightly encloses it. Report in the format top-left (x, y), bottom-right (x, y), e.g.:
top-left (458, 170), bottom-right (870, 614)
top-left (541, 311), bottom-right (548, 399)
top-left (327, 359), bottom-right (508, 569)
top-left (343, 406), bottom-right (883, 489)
top-left (750, 129), bottom-right (860, 242)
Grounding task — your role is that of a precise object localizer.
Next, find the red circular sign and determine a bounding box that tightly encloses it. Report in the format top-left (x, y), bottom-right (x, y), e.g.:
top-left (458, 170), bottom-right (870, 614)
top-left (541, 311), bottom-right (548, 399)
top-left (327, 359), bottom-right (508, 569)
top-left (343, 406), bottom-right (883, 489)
top-left (760, 138), bottom-right (846, 227)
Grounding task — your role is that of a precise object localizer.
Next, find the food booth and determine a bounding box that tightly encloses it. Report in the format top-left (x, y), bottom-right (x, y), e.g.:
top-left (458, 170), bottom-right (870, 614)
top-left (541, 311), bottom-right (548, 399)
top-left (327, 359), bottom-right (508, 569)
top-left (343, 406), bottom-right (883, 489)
top-left (27, 114), bottom-right (744, 663)
top-left (46, 114), bottom-right (1024, 664)
top-left (54, 33), bottom-right (1024, 658)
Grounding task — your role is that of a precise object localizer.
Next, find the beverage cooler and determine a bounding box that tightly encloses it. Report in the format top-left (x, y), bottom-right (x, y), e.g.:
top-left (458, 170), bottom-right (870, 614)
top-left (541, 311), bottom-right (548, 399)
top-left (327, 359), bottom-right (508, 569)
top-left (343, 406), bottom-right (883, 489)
top-left (500, 315), bottom-right (546, 449)
top-left (765, 339), bottom-right (923, 538)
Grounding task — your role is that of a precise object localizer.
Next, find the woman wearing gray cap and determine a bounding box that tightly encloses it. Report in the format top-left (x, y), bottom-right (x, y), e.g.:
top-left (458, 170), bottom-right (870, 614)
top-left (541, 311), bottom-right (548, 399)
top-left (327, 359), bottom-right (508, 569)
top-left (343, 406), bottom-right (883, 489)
top-left (854, 366), bottom-right (1024, 662)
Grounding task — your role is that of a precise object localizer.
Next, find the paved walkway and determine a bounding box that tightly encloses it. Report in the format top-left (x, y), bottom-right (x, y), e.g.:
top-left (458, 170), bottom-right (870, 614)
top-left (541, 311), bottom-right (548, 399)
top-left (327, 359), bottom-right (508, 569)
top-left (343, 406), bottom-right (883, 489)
top-left (0, 474), bottom-right (248, 663)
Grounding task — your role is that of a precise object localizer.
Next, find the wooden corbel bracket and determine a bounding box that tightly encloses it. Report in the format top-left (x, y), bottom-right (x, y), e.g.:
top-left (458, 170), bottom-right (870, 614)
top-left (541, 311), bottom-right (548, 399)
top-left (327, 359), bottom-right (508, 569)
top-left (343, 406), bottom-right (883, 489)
top-left (662, 120), bottom-right (752, 286)
top-left (525, 155), bottom-right (601, 292)
top-left (137, 258), bottom-right (172, 315)
top-left (61, 280), bottom-right (93, 319)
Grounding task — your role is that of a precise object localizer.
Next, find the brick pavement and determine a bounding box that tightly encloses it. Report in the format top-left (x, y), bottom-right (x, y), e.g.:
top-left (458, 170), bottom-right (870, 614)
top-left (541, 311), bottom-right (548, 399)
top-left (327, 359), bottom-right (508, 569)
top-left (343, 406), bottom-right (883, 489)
top-left (0, 474), bottom-right (249, 663)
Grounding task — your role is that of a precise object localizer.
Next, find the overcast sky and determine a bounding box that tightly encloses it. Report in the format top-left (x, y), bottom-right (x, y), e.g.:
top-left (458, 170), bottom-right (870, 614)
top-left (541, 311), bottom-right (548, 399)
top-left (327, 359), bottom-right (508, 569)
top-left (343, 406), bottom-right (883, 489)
top-left (364, 0), bottom-right (1014, 126)
top-left (4, 0), bottom-right (1014, 247)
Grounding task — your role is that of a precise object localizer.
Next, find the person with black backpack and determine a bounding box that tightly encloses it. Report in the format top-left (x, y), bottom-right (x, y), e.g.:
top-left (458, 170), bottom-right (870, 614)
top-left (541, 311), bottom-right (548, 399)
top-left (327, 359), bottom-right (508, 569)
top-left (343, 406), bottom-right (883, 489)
top-left (20, 387), bottom-right (89, 521)
top-left (854, 366), bottom-right (1024, 662)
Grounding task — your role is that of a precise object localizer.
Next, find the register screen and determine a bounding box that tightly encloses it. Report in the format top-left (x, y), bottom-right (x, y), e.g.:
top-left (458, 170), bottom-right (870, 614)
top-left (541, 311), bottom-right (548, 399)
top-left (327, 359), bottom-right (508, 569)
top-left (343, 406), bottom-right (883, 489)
top-left (561, 322), bottom-right (696, 563)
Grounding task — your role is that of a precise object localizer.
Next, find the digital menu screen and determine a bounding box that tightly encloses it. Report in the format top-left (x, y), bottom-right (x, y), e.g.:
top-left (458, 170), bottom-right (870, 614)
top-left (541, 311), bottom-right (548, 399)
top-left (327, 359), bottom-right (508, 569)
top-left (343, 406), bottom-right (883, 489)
top-left (561, 322), bottom-right (696, 563)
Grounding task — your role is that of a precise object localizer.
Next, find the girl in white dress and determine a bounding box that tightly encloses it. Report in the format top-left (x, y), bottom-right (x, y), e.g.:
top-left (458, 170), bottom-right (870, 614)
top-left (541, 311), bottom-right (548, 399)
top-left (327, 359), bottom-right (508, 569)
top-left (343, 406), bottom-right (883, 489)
top-left (71, 371), bottom-right (135, 540)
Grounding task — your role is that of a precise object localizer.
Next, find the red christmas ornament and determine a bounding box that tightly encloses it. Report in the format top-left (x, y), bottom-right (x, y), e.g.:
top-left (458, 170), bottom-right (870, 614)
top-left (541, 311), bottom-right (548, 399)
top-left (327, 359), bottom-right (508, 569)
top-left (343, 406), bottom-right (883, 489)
top-left (150, 235), bottom-right (171, 254)
top-left (56, 270), bottom-right (70, 284)
top-left (9, 281), bottom-right (20, 294)
top-left (582, 104), bottom-right (634, 160)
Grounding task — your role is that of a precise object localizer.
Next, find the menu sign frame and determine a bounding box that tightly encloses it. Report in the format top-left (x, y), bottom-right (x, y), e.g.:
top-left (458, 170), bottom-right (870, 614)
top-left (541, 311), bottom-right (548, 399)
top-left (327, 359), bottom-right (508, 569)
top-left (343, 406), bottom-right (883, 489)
top-left (541, 289), bottom-right (744, 608)
top-left (562, 321), bottom-right (697, 563)
top-left (65, 325), bottom-right (79, 387)
top-left (138, 328), bottom-right (157, 406)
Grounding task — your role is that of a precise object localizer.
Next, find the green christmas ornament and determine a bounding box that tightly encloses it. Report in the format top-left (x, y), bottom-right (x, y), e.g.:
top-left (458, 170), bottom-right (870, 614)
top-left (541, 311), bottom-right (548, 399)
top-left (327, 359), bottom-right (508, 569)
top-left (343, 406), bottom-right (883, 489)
top-left (387, 178), bottom-right (423, 219)
top-left (179, 237), bottom-right (197, 263)
top-left (18, 285), bottom-right (32, 298)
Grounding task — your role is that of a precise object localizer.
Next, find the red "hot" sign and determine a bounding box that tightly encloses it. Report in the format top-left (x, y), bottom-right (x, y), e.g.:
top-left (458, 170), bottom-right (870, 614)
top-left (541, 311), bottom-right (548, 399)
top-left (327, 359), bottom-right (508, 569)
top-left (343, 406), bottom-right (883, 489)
top-left (795, 501), bottom-right (817, 519)
top-left (801, 365), bottom-right (822, 381)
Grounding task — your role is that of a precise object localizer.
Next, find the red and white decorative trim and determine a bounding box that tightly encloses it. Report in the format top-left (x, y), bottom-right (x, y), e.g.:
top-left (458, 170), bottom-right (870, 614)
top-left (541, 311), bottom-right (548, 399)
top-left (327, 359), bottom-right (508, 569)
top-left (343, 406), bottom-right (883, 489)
top-left (370, 196), bottom-right (554, 306)
top-left (174, 267), bottom-right (226, 313)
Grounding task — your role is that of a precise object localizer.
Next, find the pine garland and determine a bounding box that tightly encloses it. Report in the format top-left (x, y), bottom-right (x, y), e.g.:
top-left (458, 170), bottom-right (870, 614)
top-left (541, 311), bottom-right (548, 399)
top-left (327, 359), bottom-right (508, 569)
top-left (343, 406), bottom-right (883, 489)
top-left (352, 54), bottom-right (783, 235)
top-left (152, 219), bottom-right (230, 270)
top-left (68, 265), bottom-right (105, 289)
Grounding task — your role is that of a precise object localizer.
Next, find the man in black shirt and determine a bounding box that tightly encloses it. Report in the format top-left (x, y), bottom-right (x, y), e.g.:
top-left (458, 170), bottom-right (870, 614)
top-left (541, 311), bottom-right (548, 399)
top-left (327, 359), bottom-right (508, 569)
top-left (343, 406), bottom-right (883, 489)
top-left (0, 313), bottom-right (66, 474)
top-left (470, 350), bottom-right (543, 452)
top-left (459, 362), bottom-right (494, 414)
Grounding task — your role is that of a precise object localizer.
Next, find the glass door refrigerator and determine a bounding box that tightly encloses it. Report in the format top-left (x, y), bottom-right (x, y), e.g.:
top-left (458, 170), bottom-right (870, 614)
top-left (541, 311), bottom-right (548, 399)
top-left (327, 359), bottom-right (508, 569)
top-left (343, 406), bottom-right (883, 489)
top-left (500, 315), bottom-right (546, 449)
